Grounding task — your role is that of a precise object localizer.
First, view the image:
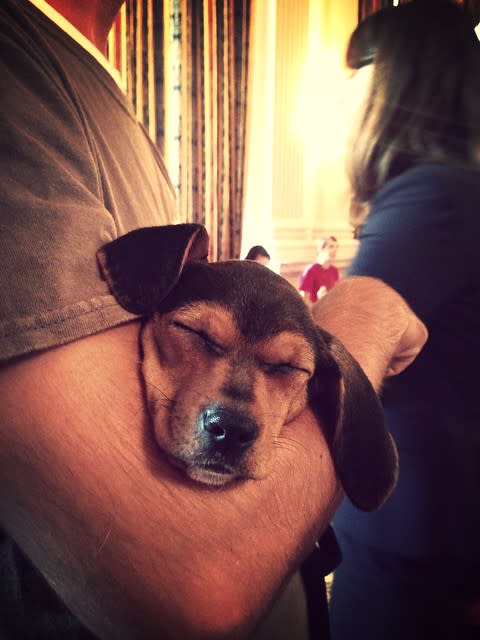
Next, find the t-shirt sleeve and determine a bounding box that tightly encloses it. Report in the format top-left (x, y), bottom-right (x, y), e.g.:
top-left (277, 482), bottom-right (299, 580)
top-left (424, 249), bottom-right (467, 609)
top-left (0, 26), bottom-right (124, 359)
top-left (0, 8), bottom-right (175, 360)
top-left (299, 264), bottom-right (320, 302)
top-left (347, 169), bottom-right (475, 321)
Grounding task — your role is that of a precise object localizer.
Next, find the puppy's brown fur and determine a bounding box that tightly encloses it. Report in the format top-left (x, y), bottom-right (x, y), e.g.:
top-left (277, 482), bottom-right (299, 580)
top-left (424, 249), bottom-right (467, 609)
top-left (98, 224), bottom-right (398, 511)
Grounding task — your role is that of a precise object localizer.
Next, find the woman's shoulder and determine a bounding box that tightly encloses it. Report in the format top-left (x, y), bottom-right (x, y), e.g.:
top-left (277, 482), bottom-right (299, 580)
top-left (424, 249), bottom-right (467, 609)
top-left (368, 163), bottom-right (480, 233)
top-left (375, 163), bottom-right (480, 204)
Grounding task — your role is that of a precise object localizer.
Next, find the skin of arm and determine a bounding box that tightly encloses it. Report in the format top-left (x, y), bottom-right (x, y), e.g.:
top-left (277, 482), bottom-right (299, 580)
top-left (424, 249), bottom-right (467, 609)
top-left (0, 321), bottom-right (343, 639)
top-left (0, 278), bottom-right (426, 638)
top-left (302, 292), bottom-right (315, 308)
top-left (311, 276), bottom-right (428, 391)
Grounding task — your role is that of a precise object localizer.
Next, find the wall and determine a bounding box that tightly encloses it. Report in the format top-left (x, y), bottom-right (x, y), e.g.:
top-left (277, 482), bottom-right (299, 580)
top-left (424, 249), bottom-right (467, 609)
top-left (269, 0), bottom-right (358, 282)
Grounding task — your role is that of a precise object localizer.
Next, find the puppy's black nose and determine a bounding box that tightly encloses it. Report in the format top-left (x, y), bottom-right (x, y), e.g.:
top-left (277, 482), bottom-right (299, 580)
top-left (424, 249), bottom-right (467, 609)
top-left (200, 407), bottom-right (259, 454)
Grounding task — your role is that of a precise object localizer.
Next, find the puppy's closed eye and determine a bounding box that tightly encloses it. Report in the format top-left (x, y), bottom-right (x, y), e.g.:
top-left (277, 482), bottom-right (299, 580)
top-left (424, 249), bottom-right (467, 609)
top-left (257, 333), bottom-right (315, 380)
top-left (261, 362), bottom-right (312, 376)
top-left (171, 320), bottom-right (226, 356)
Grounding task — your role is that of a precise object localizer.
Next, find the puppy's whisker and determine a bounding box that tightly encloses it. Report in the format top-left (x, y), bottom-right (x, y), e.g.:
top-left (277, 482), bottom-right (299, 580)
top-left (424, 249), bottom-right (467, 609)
top-left (152, 401), bottom-right (173, 411)
top-left (143, 381), bottom-right (174, 403)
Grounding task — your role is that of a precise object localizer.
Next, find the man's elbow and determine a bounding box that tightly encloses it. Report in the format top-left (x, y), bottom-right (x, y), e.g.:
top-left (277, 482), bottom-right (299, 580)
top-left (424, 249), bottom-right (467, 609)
top-left (174, 589), bottom-right (258, 639)
top-left (82, 555), bottom-right (265, 639)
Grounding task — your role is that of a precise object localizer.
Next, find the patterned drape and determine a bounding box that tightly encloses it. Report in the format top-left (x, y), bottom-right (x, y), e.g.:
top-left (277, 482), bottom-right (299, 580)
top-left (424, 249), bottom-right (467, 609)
top-left (359, 0), bottom-right (480, 22)
top-left (108, 0), bottom-right (251, 261)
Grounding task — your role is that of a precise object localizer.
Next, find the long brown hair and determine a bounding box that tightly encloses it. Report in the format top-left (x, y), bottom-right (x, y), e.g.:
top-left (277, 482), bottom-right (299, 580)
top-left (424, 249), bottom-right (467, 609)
top-left (346, 0), bottom-right (480, 227)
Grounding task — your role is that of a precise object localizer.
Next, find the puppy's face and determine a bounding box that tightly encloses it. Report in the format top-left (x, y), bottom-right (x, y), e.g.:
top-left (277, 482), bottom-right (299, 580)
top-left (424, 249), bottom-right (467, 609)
top-left (98, 227), bottom-right (398, 510)
top-left (142, 301), bottom-right (315, 485)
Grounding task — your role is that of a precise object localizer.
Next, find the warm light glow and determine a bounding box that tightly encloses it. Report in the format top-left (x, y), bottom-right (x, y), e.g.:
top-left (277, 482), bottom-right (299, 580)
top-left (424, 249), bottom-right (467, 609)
top-left (291, 4), bottom-right (350, 171)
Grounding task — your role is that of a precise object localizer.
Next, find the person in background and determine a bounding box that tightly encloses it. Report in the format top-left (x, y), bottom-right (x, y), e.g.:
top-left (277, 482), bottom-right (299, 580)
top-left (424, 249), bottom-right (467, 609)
top-left (325, 2), bottom-right (480, 639)
top-left (244, 244), bottom-right (271, 266)
top-left (299, 235), bottom-right (339, 305)
top-left (0, 0), bottom-right (427, 637)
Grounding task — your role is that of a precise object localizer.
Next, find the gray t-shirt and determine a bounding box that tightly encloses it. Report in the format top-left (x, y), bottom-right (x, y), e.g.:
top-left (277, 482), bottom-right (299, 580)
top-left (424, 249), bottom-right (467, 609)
top-left (0, 0), bottom-right (177, 361)
top-left (0, 1), bottom-right (177, 636)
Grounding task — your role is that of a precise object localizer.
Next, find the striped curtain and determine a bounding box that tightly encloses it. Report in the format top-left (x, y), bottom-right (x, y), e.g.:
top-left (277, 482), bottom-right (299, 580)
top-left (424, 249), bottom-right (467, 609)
top-left (108, 0), bottom-right (251, 261)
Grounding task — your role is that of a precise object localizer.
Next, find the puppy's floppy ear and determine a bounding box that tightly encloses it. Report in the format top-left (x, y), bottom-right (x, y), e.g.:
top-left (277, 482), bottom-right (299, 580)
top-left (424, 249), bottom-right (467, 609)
top-left (309, 328), bottom-right (399, 512)
top-left (97, 223), bottom-right (209, 315)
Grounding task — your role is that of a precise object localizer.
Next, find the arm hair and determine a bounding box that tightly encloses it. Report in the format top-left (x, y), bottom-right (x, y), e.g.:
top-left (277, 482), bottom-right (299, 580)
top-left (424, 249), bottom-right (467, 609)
top-left (0, 321), bottom-right (342, 639)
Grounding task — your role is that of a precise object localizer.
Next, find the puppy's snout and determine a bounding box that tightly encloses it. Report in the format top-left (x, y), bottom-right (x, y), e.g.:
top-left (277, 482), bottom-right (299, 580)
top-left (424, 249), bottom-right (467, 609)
top-left (200, 407), bottom-right (259, 455)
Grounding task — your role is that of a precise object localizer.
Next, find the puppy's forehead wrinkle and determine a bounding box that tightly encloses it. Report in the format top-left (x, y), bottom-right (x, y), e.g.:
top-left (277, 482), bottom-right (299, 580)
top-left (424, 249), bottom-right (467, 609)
top-left (260, 332), bottom-right (316, 365)
top-left (158, 260), bottom-right (317, 341)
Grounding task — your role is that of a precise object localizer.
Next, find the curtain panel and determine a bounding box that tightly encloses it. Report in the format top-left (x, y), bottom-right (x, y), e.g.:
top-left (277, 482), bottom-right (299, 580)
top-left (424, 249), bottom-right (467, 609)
top-left (108, 0), bottom-right (251, 261)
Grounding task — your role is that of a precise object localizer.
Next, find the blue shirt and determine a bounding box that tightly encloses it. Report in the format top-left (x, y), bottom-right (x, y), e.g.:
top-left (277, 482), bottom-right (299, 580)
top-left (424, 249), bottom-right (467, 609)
top-left (334, 163), bottom-right (480, 559)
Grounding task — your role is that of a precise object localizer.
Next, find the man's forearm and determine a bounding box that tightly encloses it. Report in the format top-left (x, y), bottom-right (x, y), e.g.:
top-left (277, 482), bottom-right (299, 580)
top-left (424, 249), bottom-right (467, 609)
top-left (311, 276), bottom-right (428, 390)
top-left (0, 322), bottom-right (341, 639)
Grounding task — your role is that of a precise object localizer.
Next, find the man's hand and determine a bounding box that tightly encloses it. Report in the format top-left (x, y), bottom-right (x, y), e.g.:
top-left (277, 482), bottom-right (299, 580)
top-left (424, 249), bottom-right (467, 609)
top-left (312, 276), bottom-right (428, 390)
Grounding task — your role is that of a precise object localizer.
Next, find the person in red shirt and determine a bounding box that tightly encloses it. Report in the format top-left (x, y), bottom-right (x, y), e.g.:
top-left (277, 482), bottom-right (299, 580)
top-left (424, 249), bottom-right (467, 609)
top-left (299, 235), bottom-right (340, 305)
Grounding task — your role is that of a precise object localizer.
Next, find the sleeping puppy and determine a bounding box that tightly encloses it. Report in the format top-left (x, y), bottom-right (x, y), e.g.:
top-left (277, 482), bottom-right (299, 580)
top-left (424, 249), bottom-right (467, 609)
top-left (97, 223), bottom-right (398, 511)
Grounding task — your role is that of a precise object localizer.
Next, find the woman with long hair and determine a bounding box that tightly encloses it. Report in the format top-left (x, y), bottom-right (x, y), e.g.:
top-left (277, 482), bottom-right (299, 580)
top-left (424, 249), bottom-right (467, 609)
top-left (329, 2), bottom-right (480, 638)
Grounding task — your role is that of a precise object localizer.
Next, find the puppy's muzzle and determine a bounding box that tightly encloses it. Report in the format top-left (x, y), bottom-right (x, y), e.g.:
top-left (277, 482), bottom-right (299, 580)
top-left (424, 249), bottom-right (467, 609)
top-left (199, 406), bottom-right (259, 460)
